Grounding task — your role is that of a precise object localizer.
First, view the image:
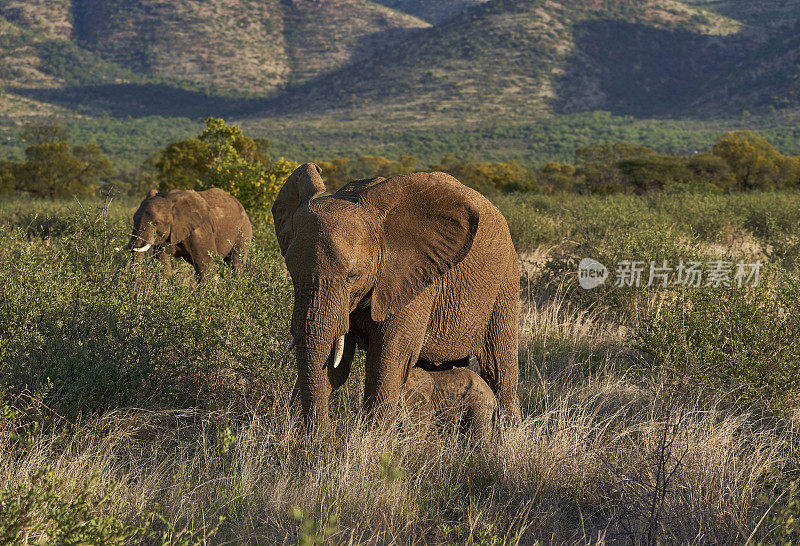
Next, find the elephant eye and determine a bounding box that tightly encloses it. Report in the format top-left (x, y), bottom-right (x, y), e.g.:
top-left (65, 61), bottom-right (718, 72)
top-left (347, 271), bottom-right (359, 282)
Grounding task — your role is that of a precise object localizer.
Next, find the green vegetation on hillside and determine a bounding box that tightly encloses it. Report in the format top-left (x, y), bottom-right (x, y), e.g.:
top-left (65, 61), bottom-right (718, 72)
top-left (4, 116), bottom-right (800, 201)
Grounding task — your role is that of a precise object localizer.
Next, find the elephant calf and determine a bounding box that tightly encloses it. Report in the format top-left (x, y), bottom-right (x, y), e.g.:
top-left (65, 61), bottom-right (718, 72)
top-left (402, 366), bottom-right (497, 443)
top-left (125, 188), bottom-right (252, 282)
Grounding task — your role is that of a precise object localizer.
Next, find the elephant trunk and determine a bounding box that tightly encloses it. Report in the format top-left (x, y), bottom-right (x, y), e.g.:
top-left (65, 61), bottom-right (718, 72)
top-left (291, 281), bottom-right (349, 431)
top-left (125, 224), bottom-right (156, 252)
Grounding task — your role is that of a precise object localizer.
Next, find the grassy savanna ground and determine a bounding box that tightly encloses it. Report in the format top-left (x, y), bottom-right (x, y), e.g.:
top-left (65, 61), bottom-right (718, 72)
top-left (1, 191), bottom-right (799, 544)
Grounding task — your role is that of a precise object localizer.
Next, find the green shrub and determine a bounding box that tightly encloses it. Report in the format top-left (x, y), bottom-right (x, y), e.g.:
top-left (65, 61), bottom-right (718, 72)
top-left (635, 276), bottom-right (800, 412)
top-left (0, 200), bottom-right (294, 418)
top-left (0, 467), bottom-right (143, 545)
top-left (0, 467), bottom-right (222, 545)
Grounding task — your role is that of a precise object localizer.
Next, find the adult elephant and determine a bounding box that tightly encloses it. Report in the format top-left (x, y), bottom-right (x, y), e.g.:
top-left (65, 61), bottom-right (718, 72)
top-left (275, 164), bottom-right (521, 430)
top-left (126, 188), bottom-right (252, 281)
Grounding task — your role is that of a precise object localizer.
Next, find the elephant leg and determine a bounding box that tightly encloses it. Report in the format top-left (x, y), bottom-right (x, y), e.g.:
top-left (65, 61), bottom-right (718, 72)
top-left (400, 367), bottom-right (435, 432)
top-left (155, 249), bottom-right (172, 276)
top-left (479, 285), bottom-right (521, 424)
top-left (467, 391), bottom-right (498, 445)
top-left (363, 345), bottom-right (413, 422)
top-left (181, 234), bottom-right (216, 282)
top-left (228, 234), bottom-right (249, 274)
top-left (363, 303), bottom-right (431, 422)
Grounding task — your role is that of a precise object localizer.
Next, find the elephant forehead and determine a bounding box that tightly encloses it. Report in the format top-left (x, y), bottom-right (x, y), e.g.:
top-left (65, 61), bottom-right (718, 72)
top-left (289, 209), bottom-right (372, 271)
top-left (138, 198), bottom-right (170, 218)
top-left (299, 202), bottom-right (371, 241)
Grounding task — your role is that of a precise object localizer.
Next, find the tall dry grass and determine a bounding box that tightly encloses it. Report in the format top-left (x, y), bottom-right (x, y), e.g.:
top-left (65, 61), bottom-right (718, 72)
top-left (3, 291), bottom-right (793, 544)
top-left (3, 376), bottom-right (792, 543)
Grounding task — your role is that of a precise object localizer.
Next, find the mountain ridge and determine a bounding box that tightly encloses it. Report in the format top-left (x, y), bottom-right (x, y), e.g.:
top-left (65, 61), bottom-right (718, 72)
top-left (257, 0), bottom-right (743, 122)
top-left (0, 0), bottom-right (798, 126)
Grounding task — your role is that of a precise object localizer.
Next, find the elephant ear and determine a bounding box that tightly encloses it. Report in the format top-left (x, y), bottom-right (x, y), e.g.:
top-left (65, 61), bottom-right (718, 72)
top-left (272, 163), bottom-right (326, 257)
top-left (169, 191), bottom-right (207, 243)
top-left (361, 172), bottom-right (479, 322)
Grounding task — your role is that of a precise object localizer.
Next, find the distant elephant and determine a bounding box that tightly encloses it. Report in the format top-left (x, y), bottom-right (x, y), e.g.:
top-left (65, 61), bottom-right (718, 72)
top-left (126, 188), bottom-right (252, 281)
top-left (274, 164), bottom-right (521, 431)
top-left (403, 366), bottom-right (497, 443)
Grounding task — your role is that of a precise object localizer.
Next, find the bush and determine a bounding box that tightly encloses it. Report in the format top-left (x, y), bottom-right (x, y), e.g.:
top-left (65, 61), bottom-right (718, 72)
top-left (635, 275), bottom-right (800, 412)
top-left (712, 131), bottom-right (800, 190)
top-left (0, 466), bottom-right (221, 545)
top-left (0, 200), bottom-right (294, 418)
top-left (0, 468), bottom-right (143, 545)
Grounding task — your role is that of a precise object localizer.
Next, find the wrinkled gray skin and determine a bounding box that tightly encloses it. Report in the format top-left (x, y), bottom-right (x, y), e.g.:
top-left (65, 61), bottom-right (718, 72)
top-left (403, 366), bottom-right (497, 444)
top-left (126, 188), bottom-right (252, 281)
top-left (274, 163), bottom-right (521, 432)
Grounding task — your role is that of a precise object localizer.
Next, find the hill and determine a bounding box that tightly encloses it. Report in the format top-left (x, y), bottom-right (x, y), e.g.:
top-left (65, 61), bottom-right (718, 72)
top-left (259, 0), bottom-right (742, 122)
top-left (0, 0), bottom-right (430, 111)
top-left (4, 0), bottom-right (800, 168)
top-left (371, 0), bottom-right (488, 23)
top-left (692, 23), bottom-right (800, 113)
top-left (68, 0), bottom-right (429, 94)
top-left (0, 12), bottom-right (142, 118)
top-left (687, 0), bottom-right (800, 34)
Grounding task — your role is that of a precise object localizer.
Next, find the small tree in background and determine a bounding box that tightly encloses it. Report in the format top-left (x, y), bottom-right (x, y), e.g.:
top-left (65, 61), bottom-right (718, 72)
top-left (316, 154), bottom-right (420, 191)
top-left (154, 138), bottom-right (209, 192)
top-left (150, 118), bottom-right (297, 220)
top-left (538, 161), bottom-right (577, 192)
top-left (197, 118), bottom-right (296, 220)
top-left (431, 155), bottom-right (539, 193)
top-left (0, 161), bottom-right (16, 194)
top-left (12, 123), bottom-right (111, 199)
top-left (576, 142), bottom-right (655, 194)
top-left (316, 157), bottom-right (351, 190)
top-left (712, 131), bottom-right (800, 190)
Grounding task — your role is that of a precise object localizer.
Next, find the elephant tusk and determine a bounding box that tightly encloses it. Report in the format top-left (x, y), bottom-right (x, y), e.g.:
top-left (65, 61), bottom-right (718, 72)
top-left (131, 243), bottom-right (152, 253)
top-left (286, 336), bottom-right (295, 352)
top-left (332, 335), bottom-right (345, 369)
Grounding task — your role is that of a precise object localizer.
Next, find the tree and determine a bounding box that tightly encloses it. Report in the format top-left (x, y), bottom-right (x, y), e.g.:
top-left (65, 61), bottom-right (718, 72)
top-left (617, 155), bottom-right (700, 193)
top-left (377, 155), bottom-right (419, 178)
top-left (576, 142), bottom-right (655, 194)
top-left (431, 155), bottom-right (538, 193)
top-left (316, 157), bottom-right (350, 190)
top-left (316, 155), bottom-right (420, 191)
top-left (712, 131), bottom-right (800, 190)
top-left (14, 131), bottom-right (111, 200)
top-left (154, 138), bottom-right (210, 191)
top-left (687, 152), bottom-right (736, 192)
top-left (19, 122), bottom-right (67, 146)
top-left (538, 162), bottom-right (577, 192)
top-left (148, 118), bottom-right (296, 219)
top-left (351, 155), bottom-right (392, 180)
top-left (0, 161), bottom-right (15, 194)
top-left (574, 142), bottom-right (655, 166)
